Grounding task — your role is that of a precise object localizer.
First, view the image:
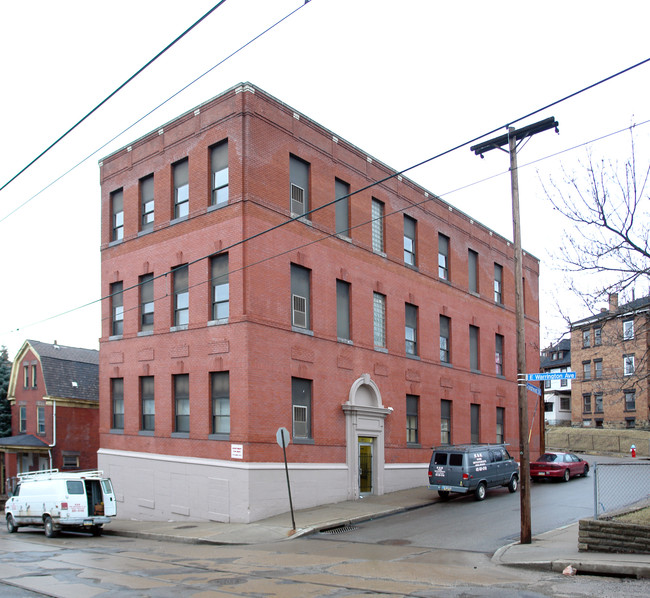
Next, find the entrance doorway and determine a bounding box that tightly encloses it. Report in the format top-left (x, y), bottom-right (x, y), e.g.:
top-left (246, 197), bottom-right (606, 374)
top-left (358, 437), bottom-right (374, 495)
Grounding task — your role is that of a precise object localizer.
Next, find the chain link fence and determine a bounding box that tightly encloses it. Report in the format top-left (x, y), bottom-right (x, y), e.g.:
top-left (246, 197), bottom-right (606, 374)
top-left (594, 462), bottom-right (650, 519)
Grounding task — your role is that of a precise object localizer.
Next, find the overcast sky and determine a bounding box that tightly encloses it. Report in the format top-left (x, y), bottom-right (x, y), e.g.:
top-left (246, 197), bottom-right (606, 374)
top-left (1, 0), bottom-right (649, 360)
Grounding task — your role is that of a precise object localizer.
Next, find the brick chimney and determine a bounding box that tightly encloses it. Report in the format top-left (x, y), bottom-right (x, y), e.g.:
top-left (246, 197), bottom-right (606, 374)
top-left (608, 293), bottom-right (618, 312)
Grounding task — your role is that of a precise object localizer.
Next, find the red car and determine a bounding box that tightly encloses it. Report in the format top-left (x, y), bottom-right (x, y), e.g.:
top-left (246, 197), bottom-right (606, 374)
top-left (530, 452), bottom-right (589, 482)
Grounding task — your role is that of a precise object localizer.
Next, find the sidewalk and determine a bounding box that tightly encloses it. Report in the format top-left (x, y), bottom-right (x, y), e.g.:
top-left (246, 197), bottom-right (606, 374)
top-left (104, 486), bottom-right (650, 579)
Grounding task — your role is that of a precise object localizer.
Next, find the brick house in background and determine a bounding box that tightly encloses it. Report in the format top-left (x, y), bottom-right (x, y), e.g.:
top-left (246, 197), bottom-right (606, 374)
top-left (570, 293), bottom-right (649, 429)
top-left (540, 339), bottom-right (572, 426)
top-left (99, 82), bottom-right (541, 523)
top-left (0, 340), bottom-right (99, 493)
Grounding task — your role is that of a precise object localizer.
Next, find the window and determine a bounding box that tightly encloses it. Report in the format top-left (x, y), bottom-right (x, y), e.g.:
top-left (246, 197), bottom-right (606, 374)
top-left (439, 315), bottom-right (451, 364)
top-left (623, 319), bottom-right (634, 340)
top-left (373, 292), bottom-right (386, 349)
top-left (404, 215), bottom-right (416, 266)
top-left (291, 264), bottom-right (310, 330)
top-left (468, 249), bottom-right (478, 294)
top-left (335, 178), bottom-right (350, 236)
top-left (441, 399), bottom-right (451, 445)
top-left (174, 374), bottom-right (190, 433)
top-left (406, 395), bottom-right (419, 444)
top-left (210, 254), bottom-right (229, 321)
top-left (23, 365), bottom-right (28, 388)
top-left (173, 265), bottom-right (189, 327)
top-left (405, 303), bottom-right (418, 356)
top-left (210, 141), bottom-right (229, 207)
top-left (470, 404), bottom-right (480, 444)
top-left (290, 155), bottom-right (310, 217)
top-left (140, 175), bottom-right (154, 231)
top-left (211, 371), bottom-right (230, 435)
top-left (336, 279), bottom-right (351, 341)
top-left (173, 159), bottom-right (189, 219)
top-left (594, 326), bottom-right (602, 346)
top-left (371, 198), bottom-right (385, 253)
top-left (625, 417), bottom-right (636, 429)
top-left (111, 378), bottom-right (124, 430)
top-left (31, 364), bottom-right (37, 388)
top-left (139, 273), bottom-right (154, 332)
top-left (496, 407), bottom-right (505, 444)
top-left (594, 392), bottom-right (603, 413)
top-left (624, 354), bottom-right (635, 376)
top-left (624, 390), bottom-right (636, 411)
top-left (560, 367), bottom-right (568, 387)
top-left (544, 379), bottom-right (551, 389)
top-left (111, 281), bottom-right (124, 336)
top-left (560, 396), bottom-right (571, 411)
top-left (438, 233), bottom-right (449, 280)
top-left (594, 359), bottom-right (602, 379)
top-left (583, 393), bottom-right (591, 413)
top-left (494, 263), bottom-right (503, 304)
top-left (292, 377), bottom-right (312, 440)
top-left (495, 333), bottom-right (504, 376)
top-left (140, 376), bottom-right (155, 431)
top-left (582, 361), bottom-right (591, 380)
top-left (469, 325), bottom-right (480, 371)
top-left (19, 405), bottom-right (26, 432)
top-left (582, 329), bottom-right (590, 348)
top-left (37, 406), bottom-right (45, 435)
top-left (62, 453), bottom-right (80, 469)
top-left (111, 189), bottom-right (124, 241)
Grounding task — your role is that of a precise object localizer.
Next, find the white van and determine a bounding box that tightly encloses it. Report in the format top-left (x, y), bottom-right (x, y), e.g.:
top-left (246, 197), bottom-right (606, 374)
top-left (5, 469), bottom-right (116, 537)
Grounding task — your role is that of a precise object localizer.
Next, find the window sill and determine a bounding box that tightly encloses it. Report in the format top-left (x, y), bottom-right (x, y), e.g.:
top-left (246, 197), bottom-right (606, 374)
top-left (138, 330), bottom-right (154, 337)
top-left (108, 239), bottom-right (123, 248)
top-left (406, 353), bottom-right (420, 361)
top-left (208, 202), bottom-right (228, 212)
top-left (292, 326), bottom-right (314, 336)
top-left (208, 318), bottom-right (229, 327)
top-left (138, 228), bottom-right (153, 237)
top-left (293, 437), bottom-right (315, 445)
top-left (291, 213), bottom-right (312, 226)
top-left (108, 334), bottom-right (123, 341)
top-left (110, 428), bottom-right (124, 434)
top-left (171, 432), bottom-right (189, 439)
top-left (170, 325), bottom-right (189, 332)
top-left (336, 233), bottom-right (352, 243)
top-left (337, 338), bottom-right (353, 345)
top-left (374, 346), bottom-right (388, 354)
top-left (407, 443), bottom-right (421, 449)
top-left (440, 361), bottom-right (453, 368)
top-left (170, 215), bottom-right (189, 226)
top-left (139, 430), bottom-right (154, 436)
top-left (373, 250), bottom-right (387, 258)
top-left (209, 433), bottom-right (230, 441)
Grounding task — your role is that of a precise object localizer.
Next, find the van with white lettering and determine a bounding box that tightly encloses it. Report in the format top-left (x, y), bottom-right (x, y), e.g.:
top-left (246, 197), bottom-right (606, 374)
top-left (5, 469), bottom-right (116, 537)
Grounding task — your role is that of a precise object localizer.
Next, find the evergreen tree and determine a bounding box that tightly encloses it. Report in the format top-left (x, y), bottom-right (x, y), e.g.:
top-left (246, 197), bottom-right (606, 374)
top-left (0, 346), bottom-right (12, 437)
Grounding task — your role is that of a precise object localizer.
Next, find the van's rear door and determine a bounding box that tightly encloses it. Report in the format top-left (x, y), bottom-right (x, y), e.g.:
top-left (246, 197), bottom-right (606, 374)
top-left (66, 480), bottom-right (88, 518)
top-left (101, 479), bottom-right (117, 516)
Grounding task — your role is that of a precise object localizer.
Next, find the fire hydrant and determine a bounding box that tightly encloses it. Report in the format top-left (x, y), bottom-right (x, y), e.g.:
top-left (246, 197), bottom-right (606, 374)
top-left (630, 444), bottom-right (636, 458)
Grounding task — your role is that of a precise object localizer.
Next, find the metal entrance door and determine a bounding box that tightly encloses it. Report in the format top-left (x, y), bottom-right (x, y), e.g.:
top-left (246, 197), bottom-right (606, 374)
top-left (358, 437), bottom-right (374, 495)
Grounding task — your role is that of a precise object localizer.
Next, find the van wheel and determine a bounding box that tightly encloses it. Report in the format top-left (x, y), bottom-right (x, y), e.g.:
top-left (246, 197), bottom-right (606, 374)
top-left (562, 469), bottom-right (570, 483)
top-left (437, 490), bottom-right (450, 500)
top-left (508, 476), bottom-right (519, 493)
top-left (6, 514), bottom-right (18, 533)
top-left (474, 482), bottom-right (487, 501)
top-left (91, 525), bottom-right (103, 536)
top-left (44, 516), bottom-right (58, 538)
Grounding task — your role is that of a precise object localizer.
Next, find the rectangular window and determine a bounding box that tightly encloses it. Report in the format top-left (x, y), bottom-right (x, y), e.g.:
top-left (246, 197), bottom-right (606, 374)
top-left (403, 215), bottom-right (416, 266)
top-left (594, 359), bottom-right (602, 379)
top-left (290, 155), bottom-right (310, 217)
top-left (624, 354), bottom-right (635, 376)
top-left (37, 406), bottom-right (45, 435)
top-left (560, 367), bottom-right (568, 387)
top-left (406, 395), bottom-right (419, 444)
top-left (140, 273), bottom-right (154, 332)
top-left (140, 376), bottom-right (155, 431)
top-left (582, 329), bottom-right (590, 348)
top-left (140, 174), bottom-right (154, 231)
top-left (626, 417), bottom-right (636, 429)
top-left (441, 399), bottom-right (451, 445)
top-left (111, 189), bottom-right (124, 242)
top-left (111, 378), bottom-right (124, 430)
top-left (583, 361), bottom-right (591, 380)
top-left (583, 393), bottom-right (592, 413)
top-left (496, 407), bottom-right (505, 444)
top-left (438, 233), bottom-right (450, 280)
top-left (594, 326), bottom-right (602, 346)
top-left (335, 178), bottom-right (350, 236)
top-left (405, 303), bottom-right (418, 356)
top-left (290, 263), bottom-right (311, 330)
top-left (210, 141), bottom-right (229, 207)
top-left (31, 364), bottom-right (37, 388)
top-left (470, 403), bottom-right (480, 444)
top-left (292, 377), bottom-right (312, 439)
top-left (62, 454), bottom-right (80, 469)
top-left (371, 198), bottom-right (385, 253)
top-left (439, 315), bottom-right (451, 363)
top-left (494, 263), bottom-right (503, 304)
top-left (468, 249), bottom-right (478, 294)
top-left (111, 281), bottom-right (124, 336)
top-left (173, 265), bottom-right (189, 327)
top-left (624, 390), bottom-right (636, 411)
top-left (623, 319), bottom-right (634, 340)
top-left (19, 405), bottom-right (26, 432)
top-left (210, 254), bottom-right (229, 321)
top-left (23, 365), bottom-right (28, 388)
top-left (336, 279), bottom-right (351, 341)
top-left (594, 392), bottom-right (603, 413)
top-left (211, 371), bottom-right (230, 435)
top-left (495, 333), bottom-right (504, 376)
top-left (469, 325), bottom-right (480, 371)
top-left (173, 159), bottom-right (189, 219)
top-left (560, 396), bottom-right (571, 411)
top-left (174, 373), bottom-right (190, 433)
top-left (373, 292), bottom-right (386, 349)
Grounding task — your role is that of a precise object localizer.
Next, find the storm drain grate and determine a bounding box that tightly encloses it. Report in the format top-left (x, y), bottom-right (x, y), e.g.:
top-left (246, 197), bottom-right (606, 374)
top-left (319, 523), bottom-right (359, 534)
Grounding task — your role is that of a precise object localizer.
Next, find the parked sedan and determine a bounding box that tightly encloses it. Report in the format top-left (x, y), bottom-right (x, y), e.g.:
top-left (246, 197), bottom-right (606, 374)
top-left (530, 451), bottom-right (589, 482)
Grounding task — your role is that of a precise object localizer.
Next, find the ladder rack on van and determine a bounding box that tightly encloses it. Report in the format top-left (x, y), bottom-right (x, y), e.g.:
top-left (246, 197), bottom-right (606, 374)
top-left (17, 469), bottom-right (105, 481)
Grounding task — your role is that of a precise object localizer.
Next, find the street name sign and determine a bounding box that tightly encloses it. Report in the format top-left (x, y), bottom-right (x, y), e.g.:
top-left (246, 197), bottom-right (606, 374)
top-left (527, 372), bottom-right (576, 382)
top-left (526, 382), bottom-right (541, 396)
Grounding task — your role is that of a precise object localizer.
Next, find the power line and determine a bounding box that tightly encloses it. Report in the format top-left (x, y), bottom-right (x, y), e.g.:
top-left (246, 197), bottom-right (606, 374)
top-left (0, 1), bottom-right (229, 194)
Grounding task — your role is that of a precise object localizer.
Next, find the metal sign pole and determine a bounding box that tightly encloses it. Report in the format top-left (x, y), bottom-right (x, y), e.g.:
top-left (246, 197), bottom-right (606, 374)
top-left (276, 427), bottom-right (296, 531)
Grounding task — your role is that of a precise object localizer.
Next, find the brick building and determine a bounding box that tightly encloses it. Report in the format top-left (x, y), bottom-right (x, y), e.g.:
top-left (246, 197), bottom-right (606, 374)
top-left (98, 82), bottom-right (541, 523)
top-left (0, 340), bottom-right (99, 494)
top-left (570, 293), bottom-right (649, 428)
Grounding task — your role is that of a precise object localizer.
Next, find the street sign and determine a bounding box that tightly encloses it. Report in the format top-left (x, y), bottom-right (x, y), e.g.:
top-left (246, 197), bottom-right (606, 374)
top-left (527, 382), bottom-right (541, 396)
top-left (526, 372), bottom-right (576, 382)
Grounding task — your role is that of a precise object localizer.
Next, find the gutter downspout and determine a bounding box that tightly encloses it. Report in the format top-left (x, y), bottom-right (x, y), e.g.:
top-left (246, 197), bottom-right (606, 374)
top-left (48, 401), bottom-right (56, 470)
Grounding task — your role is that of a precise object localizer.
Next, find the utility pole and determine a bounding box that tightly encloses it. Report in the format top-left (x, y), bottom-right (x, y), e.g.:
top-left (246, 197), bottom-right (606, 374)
top-left (470, 117), bottom-right (558, 544)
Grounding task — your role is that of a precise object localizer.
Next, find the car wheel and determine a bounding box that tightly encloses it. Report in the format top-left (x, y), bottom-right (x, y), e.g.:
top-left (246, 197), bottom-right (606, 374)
top-left (582, 464), bottom-right (589, 477)
top-left (44, 516), bottom-right (58, 538)
top-left (474, 482), bottom-right (487, 501)
top-left (91, 525), bottom-right (103, 537)
top-left (6, 514), bottom-right (17, 534)
top-left (437, 490), bottom-right (450, 500)
top-left (508, 476), bottom-right (518, 493)
top-left (562, 469), bottom-right (570, 483)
